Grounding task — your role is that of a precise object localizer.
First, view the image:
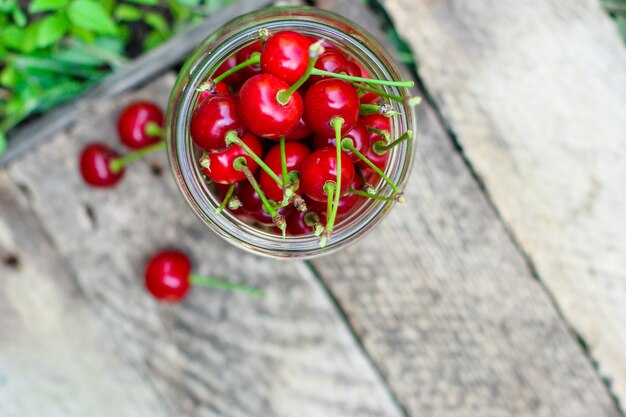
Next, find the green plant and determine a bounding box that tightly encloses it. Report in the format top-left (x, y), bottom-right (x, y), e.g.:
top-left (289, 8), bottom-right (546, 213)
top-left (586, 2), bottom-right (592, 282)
top-left (603, 0), bottom-right (626, 43)
top-left (0, 0), bottom-right (232, 154)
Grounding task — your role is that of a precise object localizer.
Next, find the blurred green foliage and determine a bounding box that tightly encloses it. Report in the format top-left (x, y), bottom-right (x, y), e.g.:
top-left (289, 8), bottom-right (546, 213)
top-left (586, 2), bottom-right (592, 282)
top-left (603, 0), bottom-right (626, 42)
top-left (0, 0), bottom-right (232, 153)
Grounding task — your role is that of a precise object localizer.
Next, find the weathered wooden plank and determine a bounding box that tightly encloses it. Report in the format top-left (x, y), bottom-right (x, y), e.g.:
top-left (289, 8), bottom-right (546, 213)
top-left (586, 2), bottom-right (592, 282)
top-left (0, 172), bottom-right (173, 417)
top-left (3, 74), bottom-right (404, 417)
top-left (312, 1), bottom-right (622, 416)
top-left (0, 0), bottom-right (272, 167)
top-left (381, 0), bottom-right (626, 406)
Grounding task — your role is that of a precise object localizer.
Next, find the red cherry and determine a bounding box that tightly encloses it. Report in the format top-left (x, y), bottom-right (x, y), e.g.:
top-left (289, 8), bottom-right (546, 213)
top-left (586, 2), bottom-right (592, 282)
top-left (238, 74), bottom-right (303, 139)
top-left (310, 175), bottom-right (364, 216)
top-left (313, 120), bottom-right (370, 162)
top-left (259, 142), bottom-right (311, 201)
top-left (144, 250), bottom-right (191, 302)
top-left (286, 205), bottom-right (325, 236)
top-left (214, 54), bottom-right (244, 87)
top-left (350, 62), bottom-right (380, 103)
top-left (361, 113), bottom-right (391, 143)
top-left (238, 179), bottom-right (290, 226)
top-left (202, 132), bottom-right (262, 184)
top-left (360, 165), bottom-right (381, 185)
top-left (299, 146), bottom-right (355, 202)
top-left (260, 31), bottom-right (312, 85)
top-left (190, 94), bottom-right (245, 152)
top-left (358, 139), bottom-right (388, 172)
top-left (304, 79), bottom-right (359, 137)
top-left (197, 81), bottom-right (229, 104)
top-left (117, 101), bottom-right (163, 149)
top-left (343, 61), bottom-right (361, 77)
top-left (284, 117), bottom-right (312, 141)
top-left (308, 51), bottom-right (348, 85)
top-left (79, 143), bottom-right (124, 188)
top-left (236, 40), bottom-right (262, 80)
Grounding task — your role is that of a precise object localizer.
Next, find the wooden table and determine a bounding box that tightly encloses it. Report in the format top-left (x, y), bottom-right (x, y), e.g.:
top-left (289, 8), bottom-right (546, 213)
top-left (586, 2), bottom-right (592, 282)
top-left (1, 0), bottom-right (624, 416)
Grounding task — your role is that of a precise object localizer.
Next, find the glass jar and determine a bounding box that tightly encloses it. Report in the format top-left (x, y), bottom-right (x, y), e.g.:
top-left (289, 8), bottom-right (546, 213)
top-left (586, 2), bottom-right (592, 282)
top-left (166, 6), bottom-right (416, 259)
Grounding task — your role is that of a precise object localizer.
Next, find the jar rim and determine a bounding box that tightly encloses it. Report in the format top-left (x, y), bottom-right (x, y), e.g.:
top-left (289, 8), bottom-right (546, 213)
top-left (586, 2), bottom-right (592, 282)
top-left (167, 6), bottom-right (417, 259)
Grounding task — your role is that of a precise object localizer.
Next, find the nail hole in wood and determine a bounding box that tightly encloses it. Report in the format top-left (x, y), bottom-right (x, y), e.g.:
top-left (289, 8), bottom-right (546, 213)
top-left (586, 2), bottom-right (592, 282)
top-left (149, 161), bottom-right (163, 177)
top-left (83, 204), bottom-right (97, 227)
top-left (2, 253), bottom-right (20, 269)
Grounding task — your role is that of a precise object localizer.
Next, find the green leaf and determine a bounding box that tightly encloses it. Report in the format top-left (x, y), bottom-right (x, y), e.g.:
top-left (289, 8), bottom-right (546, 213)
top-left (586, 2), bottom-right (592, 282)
top-left (29, 0), bottom-right (70, 13)
top-left (37, 13), bottom-right (69, 47)
top-left (11, 5), bottom-right (27, 26)
top-left (0, 64), bottom-right (18, 87)
top-left (53, 45), bottom-right (104, 66)
top-left (124, 0), bottom-right (159, 5)
top-left (67, 0), bottom-right (118, 35)
top-left (143, 30), bottom-right (166, 51)
top-left (0, 132), bottom-right (7, 156)
top-left (114, 4), bottom-right (142, 21)
top-left (1, 25), bottom-right (26, 51)
top-left (174, 0), bottom-right (201, 7)
top-left (145, 12), bottom-right (170, 35)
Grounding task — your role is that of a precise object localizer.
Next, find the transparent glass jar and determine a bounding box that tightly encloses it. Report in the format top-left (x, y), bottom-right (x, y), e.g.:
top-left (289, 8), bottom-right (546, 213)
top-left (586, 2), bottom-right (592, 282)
top-left (167, 6), bottom-right (416, 259)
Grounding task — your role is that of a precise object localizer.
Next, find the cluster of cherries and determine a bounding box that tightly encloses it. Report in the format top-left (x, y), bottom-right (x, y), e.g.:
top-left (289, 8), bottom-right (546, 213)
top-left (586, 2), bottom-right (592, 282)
top-left (79, 103), bottom-right (263, 302)
top-left (192, 29), bottom-right (417, 247)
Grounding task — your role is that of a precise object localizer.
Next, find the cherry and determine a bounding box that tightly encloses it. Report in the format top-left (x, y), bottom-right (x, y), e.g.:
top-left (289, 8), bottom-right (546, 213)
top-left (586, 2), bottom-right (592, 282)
top-left (117, 101), bottom-right (163, 149)
top-left (238, 178), bottom-right (290, 226)
top-left (259, 141), bottom-right (311, 202)
top-left (309, 174), bottom-right (364, 216)
top-left (79, 143), bottom-right (125, 188)
top-left (313, 120), bottom-right (370, 162)
top-left (362, 113), bottom-right (391, 143)
top-left (145, 249), bottom-right (191, 302)
top-left (236, 40), bottom-right (262, 80)
top-left (286, 206), bottom-right (325, 236)
top-left (197, 81), bottom-right (229, 104)
top-left (343, 61), bottom-right (361, 77)
top-left (190, 94), bottom-right (245, 152)
top-left (202, 132), bottom-right (262, 184)
top-left (304, 79), bottom-right (359, 137)
top-left (145, 249), bottom-right (264, 302)
top-left (299, 146), bottom-right (355, 202)
top-left (261, 31), bottom-right (312, 85)
top-left (284, 117), bottom-right (312, 141)
top-left (238, 73), bottom-right (303, 139)
top-left (214, 54), bottom-right (244, 87)
top-left (307, 51), bottom-right (348, 85)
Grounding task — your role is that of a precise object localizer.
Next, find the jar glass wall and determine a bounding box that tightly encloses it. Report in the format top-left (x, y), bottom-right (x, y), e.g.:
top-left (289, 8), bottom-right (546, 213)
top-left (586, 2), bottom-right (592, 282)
top-left (167, 6), bottom-right (416, 258)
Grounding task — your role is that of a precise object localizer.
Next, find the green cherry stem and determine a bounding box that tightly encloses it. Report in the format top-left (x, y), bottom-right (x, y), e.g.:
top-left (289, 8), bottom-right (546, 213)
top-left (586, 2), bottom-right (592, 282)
top-left (365, 126), bottom-right (391, 143)
top-left (189, 273), bottom-right (265, 298)
top-left (279, 136), bottom-right (289, 188)
top-left (201, 52), bottom-right (261, 87)
top-left (215, 183), bottom-right (235, 215)
top-left (276, 41), bottom-right (323, 105)
top-left (304, 212), bottom-right (325, 236)
top-left (321, 117), bottom-right (345, 248)
top-left (359, 103), bottom-right (400, 117)
top-left (109, 141), bottom-right (165, 173)
top-left (258, 28), bottom-right (270, 49)
top-left (320, 182), bottom-right (335, 248)
top-left (224, 131), bottom-right (283, 188)
top-left (347, 188), bottom-right (395, 201)
top-left (144, 121), bottom-right (164, 138)
top-left (372, 130), bottom-right (413, 154)
top-left (353, 83), bottom-right (403, 101)
top-left (310, 68), bottom-right (414, 88)
top-left (233, 157), bottom-right (286, 237)
top-left (341, 138), bottom-right (406, 203)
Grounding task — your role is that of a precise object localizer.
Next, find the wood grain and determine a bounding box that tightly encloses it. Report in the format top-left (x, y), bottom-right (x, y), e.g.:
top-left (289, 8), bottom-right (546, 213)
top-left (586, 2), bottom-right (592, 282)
top-left (382, 0), bottom-right (626, 405)
top-left (2, 74), bottom-right (403, 417)
top-left (0, 172), bottom-right (173, 417)
top-left (313, 1), bottom-right (622, 416)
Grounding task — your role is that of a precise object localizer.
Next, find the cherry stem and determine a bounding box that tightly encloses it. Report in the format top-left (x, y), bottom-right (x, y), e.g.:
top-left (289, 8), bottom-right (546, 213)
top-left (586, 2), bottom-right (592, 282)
top-left (373, 130), bottom-right (413, 154)
top-left (279, 136), bottom-right (289, 188)
top-left (199, 151), bottom-right (211, 169)
top-left (233, 157), bottom-right (286, 236)
top-left (207, 52), bottom-right (260, 86)
top-left (228, 195), bottom-right (241, 210)
top-left (225, 131), bottom-right (283, 189)
top-left (109, 141), bottom-right (165, 173)
top-left (360, 103), bottom-right (400, 117)
top-left (341, 138), bottom-right (405, 202)
top-left (321, 117), bottom-right (344, 247)
top-left (215, 183), bottom-right (235, 215)
top-left (310, 68), bottom-right (414, 88)
top-left (190, 273), bottom-right (264, 298)
top-left (144, 121), bottom-right (164, 138)
top-left (304, 212), bottom-right (324, 236)
top-left (347, 188), bottom-right (395, 201)
top-left (353, 83), bottom-right (403, 101)
top-left (276, 41), bottom-right (324, 105)
top-left (258, 28), bottom-right (270, 49)
top-left (365, 126), bottom-right (391, 143)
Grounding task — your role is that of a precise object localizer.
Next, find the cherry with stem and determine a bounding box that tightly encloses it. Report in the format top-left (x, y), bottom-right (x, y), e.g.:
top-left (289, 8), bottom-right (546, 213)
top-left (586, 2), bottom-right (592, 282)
top-left (215, 183), bottom-right (236, 214)
top-left (233, 157), bottom-right (287, 236)
top-left (359, 103), bottom-right (400, 117)
top-left (341, 137), bottom-right (406, 203)
top-left (275, 41), bottom-right (324, 106)
top-left (372, 130), bottom-right (413, 154)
